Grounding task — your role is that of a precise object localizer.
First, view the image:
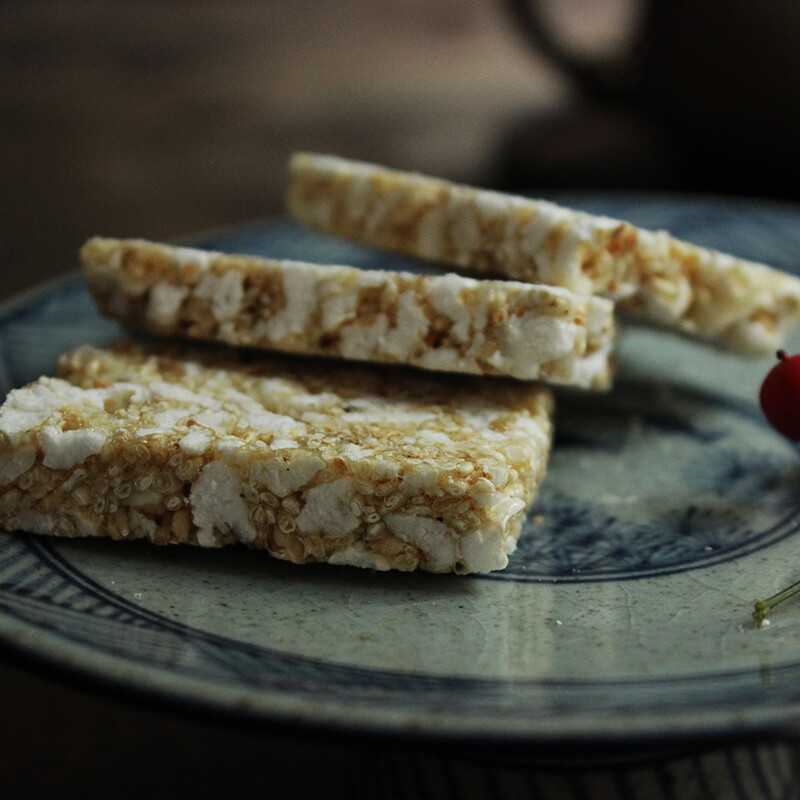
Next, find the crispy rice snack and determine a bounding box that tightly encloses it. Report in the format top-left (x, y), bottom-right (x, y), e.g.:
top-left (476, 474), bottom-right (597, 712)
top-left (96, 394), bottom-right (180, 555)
top-left (0, 342), bottom-right (554, 574)
top-left (81, 237), bottom-right (615, 389)
top-left (287, 152), bottom-right (800, 355)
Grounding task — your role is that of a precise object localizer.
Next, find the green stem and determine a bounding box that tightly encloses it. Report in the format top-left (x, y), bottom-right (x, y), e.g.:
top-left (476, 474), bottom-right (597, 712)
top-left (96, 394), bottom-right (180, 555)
top-left (753, 578), bottom-right (800, 626)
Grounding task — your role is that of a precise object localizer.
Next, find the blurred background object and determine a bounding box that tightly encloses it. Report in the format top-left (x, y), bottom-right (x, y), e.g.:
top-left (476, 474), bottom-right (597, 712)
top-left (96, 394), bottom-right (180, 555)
top-left (500, 0), bottom-right (800, 198)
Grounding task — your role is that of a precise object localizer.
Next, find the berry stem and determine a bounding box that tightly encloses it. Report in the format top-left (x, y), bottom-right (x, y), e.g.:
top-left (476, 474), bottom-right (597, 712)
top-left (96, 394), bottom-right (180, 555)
top-left (753, 578), bottom-right (800, 626)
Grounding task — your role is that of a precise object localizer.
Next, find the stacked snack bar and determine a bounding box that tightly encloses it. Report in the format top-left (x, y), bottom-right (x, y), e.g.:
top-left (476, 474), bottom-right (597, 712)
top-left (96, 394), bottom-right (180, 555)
top-left (81, 237), bottom-right (616, 389)
top-left (287, 152), bottom-right (800, 355)
top-left (0, 343), bottom-right (553, 573)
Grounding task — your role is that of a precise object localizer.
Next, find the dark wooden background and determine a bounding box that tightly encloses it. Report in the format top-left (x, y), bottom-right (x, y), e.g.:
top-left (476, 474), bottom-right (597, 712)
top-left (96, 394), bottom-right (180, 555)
top-left (1, 0), bottom-right (574, 301)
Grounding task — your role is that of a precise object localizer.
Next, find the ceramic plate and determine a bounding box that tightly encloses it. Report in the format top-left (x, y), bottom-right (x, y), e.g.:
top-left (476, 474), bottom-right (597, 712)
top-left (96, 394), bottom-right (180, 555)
top-left (3, 196), bottom-right (800, 747)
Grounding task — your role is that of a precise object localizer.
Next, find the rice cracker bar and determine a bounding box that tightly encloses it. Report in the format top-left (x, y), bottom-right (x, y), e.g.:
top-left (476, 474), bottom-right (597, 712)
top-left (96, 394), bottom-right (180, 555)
top-left (0, 342), bottom-right (554, 573)
top-left (81, 237), bottom-right (615, 389)
top-left (287, 152), bottom-right (800, 355)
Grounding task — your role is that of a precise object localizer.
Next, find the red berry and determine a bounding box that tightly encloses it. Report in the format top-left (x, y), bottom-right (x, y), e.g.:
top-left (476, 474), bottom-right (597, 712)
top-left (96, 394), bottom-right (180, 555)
top-left (759, 350), bottom-right (800, 441)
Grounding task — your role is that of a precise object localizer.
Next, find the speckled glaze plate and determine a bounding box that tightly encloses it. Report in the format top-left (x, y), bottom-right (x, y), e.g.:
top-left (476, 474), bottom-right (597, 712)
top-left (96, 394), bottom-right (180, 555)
top-left (3, 196), bottom-right (800, 747)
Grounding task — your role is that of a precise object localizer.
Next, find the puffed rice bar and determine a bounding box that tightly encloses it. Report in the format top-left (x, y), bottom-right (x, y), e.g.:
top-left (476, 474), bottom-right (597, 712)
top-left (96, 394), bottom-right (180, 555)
top-left (287, 152), bottom-right (800, 355)
top-left (81, 237), bottom-right (615, 389)
top-left (0, 342), bottom-right (554, 574)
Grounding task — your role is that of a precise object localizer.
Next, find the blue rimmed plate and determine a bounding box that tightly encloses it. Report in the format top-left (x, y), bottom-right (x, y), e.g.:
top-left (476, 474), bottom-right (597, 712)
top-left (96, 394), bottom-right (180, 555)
top-left (2, 196), bottom-right (800, 746)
